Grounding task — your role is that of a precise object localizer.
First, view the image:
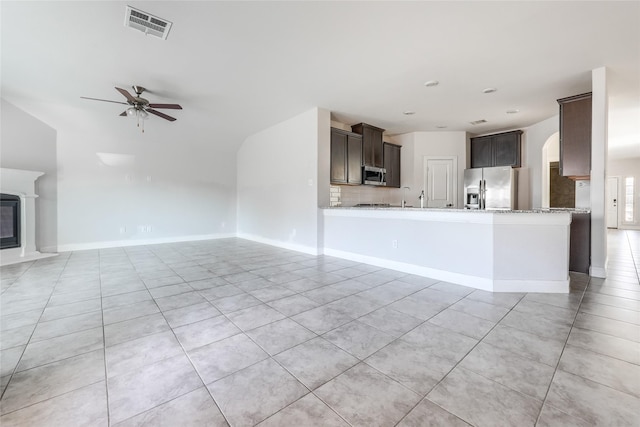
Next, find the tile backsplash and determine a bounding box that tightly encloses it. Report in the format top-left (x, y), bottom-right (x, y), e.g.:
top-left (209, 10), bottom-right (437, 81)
top-left (329, 185), bottom-right (402, 207)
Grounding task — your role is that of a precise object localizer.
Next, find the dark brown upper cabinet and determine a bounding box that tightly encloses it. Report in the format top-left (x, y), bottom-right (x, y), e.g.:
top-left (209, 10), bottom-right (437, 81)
top-left (470, 136), bottom-right (493, 168)
top-left (470, 130), bottom-right (522, 168)
top-left (352, 123), bottom-right (384, 168)
top-left (558, 93), bottom-right (592, 178)
top-left (330, 128), bottom-right (362, 185)
top-left (383, 143), bottom-right (401, 188)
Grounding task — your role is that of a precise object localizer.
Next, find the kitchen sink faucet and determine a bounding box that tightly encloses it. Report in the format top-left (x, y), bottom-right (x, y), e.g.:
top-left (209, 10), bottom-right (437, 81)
top-left (402, 186), bottom-right (411, 208)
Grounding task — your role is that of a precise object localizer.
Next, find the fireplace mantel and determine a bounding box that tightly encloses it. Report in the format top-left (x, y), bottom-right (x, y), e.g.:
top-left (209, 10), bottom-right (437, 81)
top-left (1, 168), bottom-right (57, 266)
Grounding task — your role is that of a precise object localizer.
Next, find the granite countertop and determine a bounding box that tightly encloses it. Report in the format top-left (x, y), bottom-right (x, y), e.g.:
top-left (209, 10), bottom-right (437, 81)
top-left (323, 206), bottom-right (591, 214)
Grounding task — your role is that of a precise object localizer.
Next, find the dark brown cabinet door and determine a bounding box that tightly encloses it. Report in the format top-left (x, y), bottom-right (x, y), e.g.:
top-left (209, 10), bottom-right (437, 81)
top-left (558, 93), bottom-right (591, 177)
top-left (347, 133), bottom-right (363, 184)
top-left (493, 131), bottom-right (522, 167)
top-left (352, 123), bottom-right (385, 168)
top-left (372, 129), bottom-right (384, 168)
top-left (470, 131), bottom-right (522, 168)
top-left (331, 128), bottom-right (363, 185)
top-left (384, 143), bottom-right (401, 188)
top-left (330, 129), bottom-right (348, 184)
top-left (470, 136), bottom-right (493, 168)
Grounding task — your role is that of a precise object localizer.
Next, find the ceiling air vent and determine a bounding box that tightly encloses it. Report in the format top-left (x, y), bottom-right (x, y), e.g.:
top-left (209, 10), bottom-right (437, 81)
top-left (125, 6), bottom-right (172, 40)
top-left (470, 119), bottom-right (487, 125)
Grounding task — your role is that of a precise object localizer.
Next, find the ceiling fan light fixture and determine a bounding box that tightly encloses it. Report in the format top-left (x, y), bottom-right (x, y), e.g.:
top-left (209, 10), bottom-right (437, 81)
top-left (126, 107), bottom-right (137, 117)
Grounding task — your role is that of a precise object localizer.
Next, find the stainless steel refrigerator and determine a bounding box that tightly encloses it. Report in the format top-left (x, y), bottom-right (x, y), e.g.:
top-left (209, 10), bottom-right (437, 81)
top-left (464, 166), bottom-right (517, 210)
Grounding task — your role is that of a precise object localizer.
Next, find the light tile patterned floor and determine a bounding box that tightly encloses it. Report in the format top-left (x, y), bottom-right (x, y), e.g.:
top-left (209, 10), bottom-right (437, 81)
top-left (0, 230), bottom-right (639, 426)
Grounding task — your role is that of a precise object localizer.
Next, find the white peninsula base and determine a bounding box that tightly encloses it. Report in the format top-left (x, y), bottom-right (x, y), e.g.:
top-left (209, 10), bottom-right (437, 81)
top-left (323, 208), bottom-right (572, 293)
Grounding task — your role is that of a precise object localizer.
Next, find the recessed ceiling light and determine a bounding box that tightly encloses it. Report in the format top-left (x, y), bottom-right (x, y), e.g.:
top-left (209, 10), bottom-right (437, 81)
top-left (436, 125), bottom-right (448, 129)
top-left (506, 109), bottom-right (520, 114)
top-left (403, 111), bottom-right (416, 115)
top-left (424, 80), bottom-right (439, 87)
top-left (482, 88), bottom-right (497, 94)
top-left (470, 119), bottom-right (487, 125)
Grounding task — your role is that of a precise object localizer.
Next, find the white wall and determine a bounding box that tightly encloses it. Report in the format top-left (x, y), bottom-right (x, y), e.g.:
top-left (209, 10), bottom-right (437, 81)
top-left (324, 209), bottom-right (570, 293)
top-left (524, 115), bottom-right (559, 209)
top-left (237, 107), bottom-right (327, 254)
top-left (608, 157), bottom-right (640, 230)
top-left (316, 109), bottom-right (332, 248)
top-left (54, 122), bottom-right (237, 251)
top-left (1, 99), bottom-right (58, 252)
top-left (398, 131), bottom-right (467, 207)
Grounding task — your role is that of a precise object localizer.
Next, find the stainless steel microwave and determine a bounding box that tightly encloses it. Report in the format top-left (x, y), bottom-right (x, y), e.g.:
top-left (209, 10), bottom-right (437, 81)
top-left (362, 165), bottom-right (386, 186)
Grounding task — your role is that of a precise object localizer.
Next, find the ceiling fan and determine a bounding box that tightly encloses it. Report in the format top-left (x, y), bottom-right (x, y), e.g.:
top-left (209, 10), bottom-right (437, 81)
top-left (81, 86), bottom-right (182, 132)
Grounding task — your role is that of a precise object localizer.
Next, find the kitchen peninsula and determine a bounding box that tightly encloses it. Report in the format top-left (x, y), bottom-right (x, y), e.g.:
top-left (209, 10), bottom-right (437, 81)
top-left (323, 207), bottom-right (576, 293)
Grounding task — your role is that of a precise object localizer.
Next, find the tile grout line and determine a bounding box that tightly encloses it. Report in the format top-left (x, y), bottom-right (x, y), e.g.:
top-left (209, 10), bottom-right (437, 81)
top-left (534, 269), bottom-right (628, 425)
top-left (392, 292), bottom-right (528, 427)
top-left (0, 254), bottom-right (70, 404)
top-left (121, 248), bottom-right (405, 425)
top-left (97, 250), bottom-right (112, 427)
top-left (626, 230), bottom-right (640, 282)
top-left (533, 279), bottom-right (589, 425)
top-left (3, 234), bottom-right (638, 425)
top-left (114, 255), bottom-right (232, 427)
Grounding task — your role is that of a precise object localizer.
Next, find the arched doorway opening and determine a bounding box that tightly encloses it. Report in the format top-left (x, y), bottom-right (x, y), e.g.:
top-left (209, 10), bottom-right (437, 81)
top-left (541, 132), bottom-right (559, 209)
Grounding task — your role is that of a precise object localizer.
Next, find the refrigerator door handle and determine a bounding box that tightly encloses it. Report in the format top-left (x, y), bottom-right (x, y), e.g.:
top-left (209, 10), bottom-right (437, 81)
top-left (482, 179), bottom-right (486, 210)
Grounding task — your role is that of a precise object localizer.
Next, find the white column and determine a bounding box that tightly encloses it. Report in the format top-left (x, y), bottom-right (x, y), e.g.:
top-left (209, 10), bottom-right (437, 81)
top-left (590, 67), bottom-right (608, 278)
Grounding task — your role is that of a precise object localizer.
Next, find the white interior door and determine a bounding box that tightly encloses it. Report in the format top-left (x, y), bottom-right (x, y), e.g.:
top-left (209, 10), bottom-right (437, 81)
top-left (607, 177), bottom-right (619, 228)
top-left (424, 157), bottom-right (457, 208)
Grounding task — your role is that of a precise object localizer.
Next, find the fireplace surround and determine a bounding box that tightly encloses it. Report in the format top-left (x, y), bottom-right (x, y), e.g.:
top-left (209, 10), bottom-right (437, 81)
top-left (0, 168), bottom-right (57, 266)
top-left (1, 193), bottom-right (21, 249)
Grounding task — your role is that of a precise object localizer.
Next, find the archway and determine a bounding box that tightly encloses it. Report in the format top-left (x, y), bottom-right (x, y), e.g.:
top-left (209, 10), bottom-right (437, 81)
top-left (541, 132), bottom-right (559, 208)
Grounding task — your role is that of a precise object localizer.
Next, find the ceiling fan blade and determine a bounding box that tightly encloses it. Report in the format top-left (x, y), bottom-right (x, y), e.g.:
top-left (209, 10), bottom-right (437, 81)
top-left (115, 87), bottom-right (136, 103)
top-left (146, 108), bottom-right (177, 122)
top-left (80, 96), bottom-right (128, 105)
top-left (148, 103), bottom-right (182, 110)
top-left (119, 111), bottom-right (128, 117)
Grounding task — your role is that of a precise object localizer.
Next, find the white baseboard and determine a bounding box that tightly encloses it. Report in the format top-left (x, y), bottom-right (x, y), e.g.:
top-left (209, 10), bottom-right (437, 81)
top-left (492, 279), bottom-right (569, 293)
top-left (324, 248), bottom-right (495, 291)
top-left (237, 233), bottom-right (319, 256)
top-left (0, 251), bottom-right (58, 267)
top-left (56, 233), bottom-right (236, 252)
top-left (590, 266), bottom-right (607, 278)
top-left (323, 247), bottom-right (570, 293)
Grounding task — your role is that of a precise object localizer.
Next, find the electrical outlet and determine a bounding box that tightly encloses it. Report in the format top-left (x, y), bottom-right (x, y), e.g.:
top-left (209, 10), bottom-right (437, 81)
top-left (392, 239), bottom-right (398, 249)
top-left (119, 226), bottom-right (126, 234)
top-left (146, 225), bottom-right (152, 232)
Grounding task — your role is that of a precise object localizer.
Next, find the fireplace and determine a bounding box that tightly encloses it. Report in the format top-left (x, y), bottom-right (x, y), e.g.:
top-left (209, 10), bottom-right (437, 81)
top-left (0, 168), bottom-right (57, 266)
top-left (1, 194), bottom-right (21, 249)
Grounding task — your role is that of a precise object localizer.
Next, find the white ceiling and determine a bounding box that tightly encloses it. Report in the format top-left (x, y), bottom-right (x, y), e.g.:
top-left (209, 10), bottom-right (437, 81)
top-left (2, 1), bottom-right (639, 158)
